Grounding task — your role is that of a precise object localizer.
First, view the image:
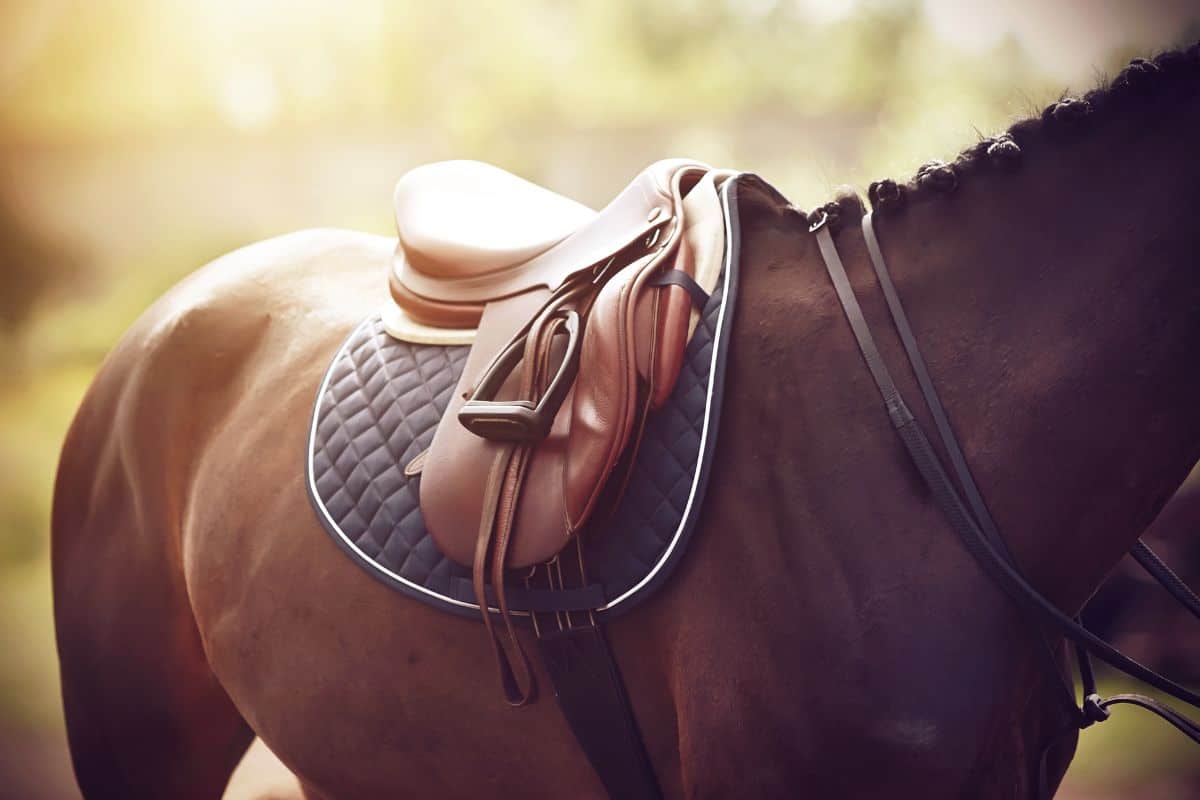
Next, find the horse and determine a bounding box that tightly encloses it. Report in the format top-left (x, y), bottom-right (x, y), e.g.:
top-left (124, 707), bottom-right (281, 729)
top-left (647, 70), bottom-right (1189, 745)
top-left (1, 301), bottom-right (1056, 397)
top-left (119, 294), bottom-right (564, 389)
top-left (52, 49), bottom-right (1200, 798)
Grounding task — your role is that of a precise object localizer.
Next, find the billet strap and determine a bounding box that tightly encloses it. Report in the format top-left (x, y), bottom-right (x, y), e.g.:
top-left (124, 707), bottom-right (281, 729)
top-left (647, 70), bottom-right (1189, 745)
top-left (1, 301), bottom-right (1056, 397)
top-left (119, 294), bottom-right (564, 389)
top-left (489, 441), bottom-right (537, 703)
top-left (451, 579), bottom-right (606, 612)
top-left (811, 213), bottom-right (1200, 732)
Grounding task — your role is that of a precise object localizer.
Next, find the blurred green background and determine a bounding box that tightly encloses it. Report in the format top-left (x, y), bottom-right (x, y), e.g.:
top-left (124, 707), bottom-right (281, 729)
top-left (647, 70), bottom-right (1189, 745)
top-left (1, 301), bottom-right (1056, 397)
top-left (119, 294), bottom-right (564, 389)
top-left (2, 1), bottom-right (1199, 796)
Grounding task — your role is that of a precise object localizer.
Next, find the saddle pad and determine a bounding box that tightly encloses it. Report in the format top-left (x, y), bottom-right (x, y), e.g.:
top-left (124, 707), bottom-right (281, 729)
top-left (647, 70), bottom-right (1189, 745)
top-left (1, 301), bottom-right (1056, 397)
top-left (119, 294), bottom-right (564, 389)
top-left (307, 179), bottom-right (742, 621)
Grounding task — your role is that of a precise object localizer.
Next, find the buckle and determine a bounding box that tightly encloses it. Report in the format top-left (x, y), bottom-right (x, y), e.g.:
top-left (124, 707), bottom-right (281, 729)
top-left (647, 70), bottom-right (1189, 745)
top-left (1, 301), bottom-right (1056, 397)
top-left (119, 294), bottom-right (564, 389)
top-left (458, 309), bottom-right (582, 441)
top-left (1080, 693), bottom-right (1110, 727)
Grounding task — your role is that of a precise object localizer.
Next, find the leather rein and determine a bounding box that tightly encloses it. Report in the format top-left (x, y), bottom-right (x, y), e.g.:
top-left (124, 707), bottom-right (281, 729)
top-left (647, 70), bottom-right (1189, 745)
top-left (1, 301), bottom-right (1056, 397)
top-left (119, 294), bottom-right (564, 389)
top-left (808, 208), bottom-right (1200, 761)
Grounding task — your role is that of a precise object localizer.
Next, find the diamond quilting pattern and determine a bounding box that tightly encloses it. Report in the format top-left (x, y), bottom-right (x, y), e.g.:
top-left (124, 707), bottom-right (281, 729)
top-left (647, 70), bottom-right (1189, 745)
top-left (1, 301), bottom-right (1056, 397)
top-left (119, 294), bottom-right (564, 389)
top-left (309, 270), bottom-right (727, 617)
top-left (311, 326), bottom-right (472, 591)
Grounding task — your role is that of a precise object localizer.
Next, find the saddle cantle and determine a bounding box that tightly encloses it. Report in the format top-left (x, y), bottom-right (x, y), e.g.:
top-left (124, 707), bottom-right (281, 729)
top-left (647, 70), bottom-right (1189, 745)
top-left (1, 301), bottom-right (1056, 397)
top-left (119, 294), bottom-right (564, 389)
top-left (385, 158), bottom-right (734, 703)
top-left (388, 160), bottom-right (598, 328)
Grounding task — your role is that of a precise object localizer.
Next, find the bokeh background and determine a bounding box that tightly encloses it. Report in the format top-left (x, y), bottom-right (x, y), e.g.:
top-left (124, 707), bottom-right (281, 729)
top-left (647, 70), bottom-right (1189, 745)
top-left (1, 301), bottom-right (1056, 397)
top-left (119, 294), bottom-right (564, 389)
top-left (2, 1), bottom-right (1199, 797)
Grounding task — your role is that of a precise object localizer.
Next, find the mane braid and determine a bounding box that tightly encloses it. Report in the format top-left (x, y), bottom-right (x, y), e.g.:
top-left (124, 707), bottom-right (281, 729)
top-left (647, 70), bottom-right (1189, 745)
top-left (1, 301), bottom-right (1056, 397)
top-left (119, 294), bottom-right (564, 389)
top-left (862, 39), bottom-right (1200, 215)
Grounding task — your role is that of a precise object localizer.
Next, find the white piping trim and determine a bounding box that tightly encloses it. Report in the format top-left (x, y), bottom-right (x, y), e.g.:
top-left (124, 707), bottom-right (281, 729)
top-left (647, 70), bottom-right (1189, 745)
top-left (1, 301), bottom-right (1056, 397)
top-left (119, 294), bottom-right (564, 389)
top-left (306, 175), bottom-right (741, 616)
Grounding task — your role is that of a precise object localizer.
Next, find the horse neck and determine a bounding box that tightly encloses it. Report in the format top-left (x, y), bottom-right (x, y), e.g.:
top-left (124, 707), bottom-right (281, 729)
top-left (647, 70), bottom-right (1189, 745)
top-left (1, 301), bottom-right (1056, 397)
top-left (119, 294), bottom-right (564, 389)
top-left (870, 80), bottom-right (1200, 613)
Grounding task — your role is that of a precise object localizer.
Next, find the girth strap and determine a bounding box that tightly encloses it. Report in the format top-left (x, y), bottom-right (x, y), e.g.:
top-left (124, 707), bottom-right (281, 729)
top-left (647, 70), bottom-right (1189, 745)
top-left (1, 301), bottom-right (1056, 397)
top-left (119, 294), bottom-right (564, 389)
top-left (537, 624), bottom-right (664, 800)
top-left (810, 210), bottom-right (1200, 750)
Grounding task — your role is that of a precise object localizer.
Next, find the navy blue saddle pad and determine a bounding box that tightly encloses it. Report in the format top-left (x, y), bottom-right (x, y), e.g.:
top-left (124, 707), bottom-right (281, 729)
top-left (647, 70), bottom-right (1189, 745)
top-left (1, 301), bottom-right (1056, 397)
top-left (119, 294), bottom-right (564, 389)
top-left (306, 180), bottom-right (742, 621)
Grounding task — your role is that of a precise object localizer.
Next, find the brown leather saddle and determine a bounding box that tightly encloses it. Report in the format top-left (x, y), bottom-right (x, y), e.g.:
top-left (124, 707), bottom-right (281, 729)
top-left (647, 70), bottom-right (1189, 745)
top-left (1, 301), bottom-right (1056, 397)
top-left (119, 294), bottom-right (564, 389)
top-left (386, 158), bottom-right (731, 704)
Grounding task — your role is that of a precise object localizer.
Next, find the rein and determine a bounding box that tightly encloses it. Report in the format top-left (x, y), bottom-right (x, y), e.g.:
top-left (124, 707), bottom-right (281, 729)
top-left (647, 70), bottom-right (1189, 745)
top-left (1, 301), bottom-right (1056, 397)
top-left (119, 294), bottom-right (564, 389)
top-left (808, 207), bottom-right (1200, 767)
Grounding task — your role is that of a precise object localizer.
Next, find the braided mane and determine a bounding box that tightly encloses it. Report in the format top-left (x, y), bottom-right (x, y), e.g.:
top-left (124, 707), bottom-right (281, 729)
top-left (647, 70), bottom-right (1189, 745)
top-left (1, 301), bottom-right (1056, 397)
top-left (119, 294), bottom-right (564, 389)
top-left (809, 40), bottom-right (1200, 227)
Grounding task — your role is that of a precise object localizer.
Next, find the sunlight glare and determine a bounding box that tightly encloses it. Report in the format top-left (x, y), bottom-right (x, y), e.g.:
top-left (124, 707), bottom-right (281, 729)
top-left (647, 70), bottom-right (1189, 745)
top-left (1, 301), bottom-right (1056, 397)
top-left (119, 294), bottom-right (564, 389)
top-left (218, 63), bottom-right (280, 131)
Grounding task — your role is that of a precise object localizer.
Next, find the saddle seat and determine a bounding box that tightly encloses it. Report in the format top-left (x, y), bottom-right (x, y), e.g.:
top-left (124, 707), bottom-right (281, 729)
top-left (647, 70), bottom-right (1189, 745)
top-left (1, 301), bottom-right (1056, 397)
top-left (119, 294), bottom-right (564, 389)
top-left (390, 159), bottom-right (704, 329)
top-left (393, 160), bottom-right (598, 280)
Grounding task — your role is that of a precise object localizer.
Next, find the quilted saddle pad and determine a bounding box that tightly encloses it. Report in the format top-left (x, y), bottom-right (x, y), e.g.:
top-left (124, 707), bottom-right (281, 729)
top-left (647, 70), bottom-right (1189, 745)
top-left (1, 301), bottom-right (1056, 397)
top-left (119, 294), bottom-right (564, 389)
top-left (306, 179), bottom-right (743, 621)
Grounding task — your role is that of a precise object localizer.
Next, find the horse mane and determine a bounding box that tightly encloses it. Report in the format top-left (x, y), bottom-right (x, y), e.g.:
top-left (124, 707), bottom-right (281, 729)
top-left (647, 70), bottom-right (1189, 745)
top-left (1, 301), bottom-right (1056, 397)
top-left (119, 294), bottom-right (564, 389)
top-left (807, 40), bottom-right (1200, 227)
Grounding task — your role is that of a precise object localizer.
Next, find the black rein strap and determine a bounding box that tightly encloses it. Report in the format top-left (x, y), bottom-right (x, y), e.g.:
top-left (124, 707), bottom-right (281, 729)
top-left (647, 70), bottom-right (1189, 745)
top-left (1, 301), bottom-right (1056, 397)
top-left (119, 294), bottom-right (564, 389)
top-left (810, 208), bottom-right (1200, 744)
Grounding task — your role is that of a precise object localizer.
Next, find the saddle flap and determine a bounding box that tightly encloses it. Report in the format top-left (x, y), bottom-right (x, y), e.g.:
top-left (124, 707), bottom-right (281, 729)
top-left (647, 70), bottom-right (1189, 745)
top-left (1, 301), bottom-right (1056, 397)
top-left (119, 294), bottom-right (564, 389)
top-left (419, 288), bottom-right (564, 567)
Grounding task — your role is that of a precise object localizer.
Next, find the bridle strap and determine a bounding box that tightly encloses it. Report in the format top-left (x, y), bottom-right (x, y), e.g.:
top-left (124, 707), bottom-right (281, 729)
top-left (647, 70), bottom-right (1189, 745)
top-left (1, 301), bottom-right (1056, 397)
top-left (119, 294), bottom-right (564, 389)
top-left (865, 211), bottom-right (1200, 625)
top-left (811, 224), bottom-right (913, 430)
top-left (1091, 694), bottom-right (1200, 742)
top-left (860, 214), bottom-right (1013, 562)
top-left (863, 212), bottom-right (1083, 718)
top-left (1130, 538), bottom-right (1200, 621)
top-left (810, 210), bottom-right (1200, 729)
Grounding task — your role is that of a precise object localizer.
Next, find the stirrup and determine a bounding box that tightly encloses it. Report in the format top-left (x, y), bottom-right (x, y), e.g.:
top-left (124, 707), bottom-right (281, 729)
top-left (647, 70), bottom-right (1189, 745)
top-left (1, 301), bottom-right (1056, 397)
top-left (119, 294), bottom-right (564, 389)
top-left (458, 309), bottom-right (582, 441)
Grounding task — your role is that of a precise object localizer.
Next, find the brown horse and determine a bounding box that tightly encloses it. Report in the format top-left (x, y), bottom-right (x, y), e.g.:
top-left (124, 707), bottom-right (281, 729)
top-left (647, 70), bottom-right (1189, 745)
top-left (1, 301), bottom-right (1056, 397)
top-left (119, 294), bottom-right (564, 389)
top-left (53, 50), bottom-right (1200, 798)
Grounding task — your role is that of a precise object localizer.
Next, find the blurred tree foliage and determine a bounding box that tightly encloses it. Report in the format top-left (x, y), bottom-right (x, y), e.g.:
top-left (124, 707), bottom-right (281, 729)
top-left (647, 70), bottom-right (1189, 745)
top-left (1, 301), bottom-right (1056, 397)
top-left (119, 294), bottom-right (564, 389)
top-left (0, 190), bottom-right (76, 334)
top-left (0, 0), bottom-right (1070, 345)
top-left (1, 0), bottom-right (1053, 143)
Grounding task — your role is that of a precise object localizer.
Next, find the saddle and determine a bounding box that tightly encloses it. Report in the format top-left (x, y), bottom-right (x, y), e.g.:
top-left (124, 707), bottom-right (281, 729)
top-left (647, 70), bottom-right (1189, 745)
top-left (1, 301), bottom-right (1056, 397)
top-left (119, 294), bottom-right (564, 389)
top-left (386, 158), bottom-right (732, 704)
